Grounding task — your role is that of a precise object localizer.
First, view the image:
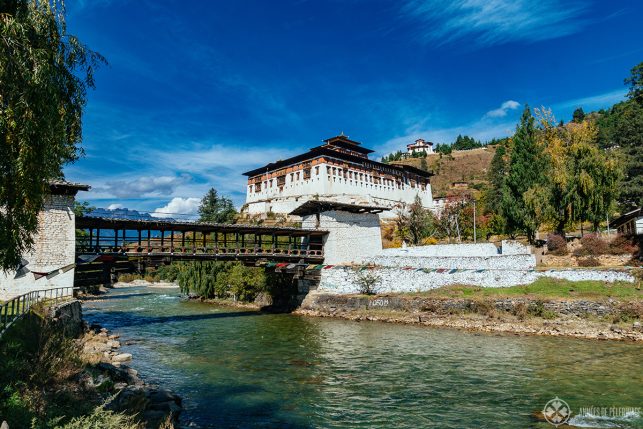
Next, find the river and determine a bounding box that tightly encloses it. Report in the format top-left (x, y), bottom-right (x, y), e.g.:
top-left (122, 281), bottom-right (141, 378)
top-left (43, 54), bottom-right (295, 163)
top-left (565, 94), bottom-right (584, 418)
top-left (82, 286), bottom-right (643, 428)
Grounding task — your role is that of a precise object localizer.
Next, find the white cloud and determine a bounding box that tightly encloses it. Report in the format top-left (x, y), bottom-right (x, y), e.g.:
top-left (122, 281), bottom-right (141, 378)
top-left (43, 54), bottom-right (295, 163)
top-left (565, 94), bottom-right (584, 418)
top-left (553, 88), bottom-right (627, 110)
top-left (484, 100), bottom-right (521, 118)
top-left (401, 0), bottom-right (588, 46)
top-left (107, 203), bottom-right (124, 210)
top-left (103, 175), bottom-right (191, 198)
top-left (152, 197), bottom-right (201, 219)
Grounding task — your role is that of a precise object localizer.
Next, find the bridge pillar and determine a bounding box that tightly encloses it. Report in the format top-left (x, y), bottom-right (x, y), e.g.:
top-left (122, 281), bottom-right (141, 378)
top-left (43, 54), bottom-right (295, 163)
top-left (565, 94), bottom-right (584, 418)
top-left (0, 181), bottom-right (90, 301)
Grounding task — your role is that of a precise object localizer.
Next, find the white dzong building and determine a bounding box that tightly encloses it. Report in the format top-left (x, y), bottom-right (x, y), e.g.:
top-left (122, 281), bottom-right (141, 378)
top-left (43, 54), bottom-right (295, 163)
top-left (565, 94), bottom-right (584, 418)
top-left (242, 134), bottom-right (434, 219)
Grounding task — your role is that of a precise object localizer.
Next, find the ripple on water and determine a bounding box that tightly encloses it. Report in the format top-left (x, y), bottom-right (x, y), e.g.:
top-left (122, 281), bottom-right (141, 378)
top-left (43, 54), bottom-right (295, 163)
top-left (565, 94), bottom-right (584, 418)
top-left (82, 288), bottom-right (643, 429)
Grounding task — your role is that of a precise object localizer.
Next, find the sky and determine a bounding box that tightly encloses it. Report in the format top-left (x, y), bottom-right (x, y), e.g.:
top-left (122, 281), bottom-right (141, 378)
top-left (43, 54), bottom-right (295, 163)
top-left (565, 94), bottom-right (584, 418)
top-left (63, 0), bottom-right (643, 217)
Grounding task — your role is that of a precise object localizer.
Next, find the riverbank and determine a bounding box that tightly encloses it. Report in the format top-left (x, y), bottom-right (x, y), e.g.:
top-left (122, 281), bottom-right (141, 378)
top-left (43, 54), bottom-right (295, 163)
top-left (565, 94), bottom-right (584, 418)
top-left (0, 298), bottom-right (182, 429)
top-left (296, 282), bottom-right (643, 341)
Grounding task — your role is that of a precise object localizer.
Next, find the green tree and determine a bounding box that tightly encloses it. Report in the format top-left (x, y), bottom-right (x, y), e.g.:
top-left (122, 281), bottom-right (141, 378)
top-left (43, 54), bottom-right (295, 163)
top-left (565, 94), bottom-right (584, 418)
top-left (0, 1), bottom-right (104, 270)
top-left (625, 61), bottom-right (643, 103)
top-left (198, 188), bottom-right (237, 224)
top-left (395, 195), bottom-right (433, 245)
top-left (572, 107), bottom-right (585, 123)
top-left (501, 106), bottom-right (548, 243)
top-left (452, 134), bottom-right (482, 151)
top-left (597, 62), bottom-right (643, 210)
top-left (486, 143), bottom-right (507, 215)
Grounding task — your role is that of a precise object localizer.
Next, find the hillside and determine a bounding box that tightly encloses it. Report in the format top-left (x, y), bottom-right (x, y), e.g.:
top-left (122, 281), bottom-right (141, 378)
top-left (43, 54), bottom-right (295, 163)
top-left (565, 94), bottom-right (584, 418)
top-left (391, 146), bottom-right (498, 198)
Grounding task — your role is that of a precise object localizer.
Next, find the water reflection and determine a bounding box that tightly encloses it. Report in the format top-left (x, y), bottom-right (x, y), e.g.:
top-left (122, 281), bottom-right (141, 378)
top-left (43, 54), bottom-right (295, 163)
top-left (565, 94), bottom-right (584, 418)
top-left (83, 287), bottom-right (643, 429)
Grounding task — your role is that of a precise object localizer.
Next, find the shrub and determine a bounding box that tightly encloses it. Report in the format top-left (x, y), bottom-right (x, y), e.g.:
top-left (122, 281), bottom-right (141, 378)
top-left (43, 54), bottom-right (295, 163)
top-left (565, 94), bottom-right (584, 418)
top-left (546, 234), bottom-right (568, 255)
top-left (577, 256), bottom-right (601, 267)
top-left (528, 301), bottom-right (557, 319)
top-left (60, 407), bottom-right (142, 429)
top-left (608, 234), bottom-right (638, 255)
top-left (574, 234), bottom-right (608, 256)
top-left (353, 269), bottom-right (380, 295)
top-left (512, 302), bottom-right (529, 320)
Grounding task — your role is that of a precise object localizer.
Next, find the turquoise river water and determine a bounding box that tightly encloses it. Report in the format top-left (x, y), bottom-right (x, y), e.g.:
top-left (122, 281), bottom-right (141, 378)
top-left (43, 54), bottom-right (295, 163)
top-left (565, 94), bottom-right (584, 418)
top-left (82, 286), bottom-right (643, 429)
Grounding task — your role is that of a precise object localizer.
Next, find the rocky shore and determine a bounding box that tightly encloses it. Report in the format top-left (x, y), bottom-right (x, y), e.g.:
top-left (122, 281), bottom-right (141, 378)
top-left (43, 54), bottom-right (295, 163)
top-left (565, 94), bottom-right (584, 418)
top-left (296, 291), bottom-right (643, 341)
top-left (80, 323), bottom-right (183, 428)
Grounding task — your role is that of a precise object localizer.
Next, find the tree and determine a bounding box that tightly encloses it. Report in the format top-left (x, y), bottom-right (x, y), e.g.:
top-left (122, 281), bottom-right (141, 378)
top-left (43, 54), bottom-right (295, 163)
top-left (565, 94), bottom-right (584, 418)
top-left (452, 134), bottom-right (482, 151)
top-left (395, 195), bottom-right (434, 245)
top-left (198, 188), bottom-right (237, 223)
top-left (501, 106), bottom-right (548, 243)
top-left (486, 143), bottom-right (507, 215)
top-left (625, 61), bottom-right (643, 103)
top-left (0, 1), bottom-right (104, 270)
top-left (420, 157), bottom-right (428, 171)
top-left (597, 62), bottom-right (643, 210)
top-left (572, 107), bottom-right (585, 123)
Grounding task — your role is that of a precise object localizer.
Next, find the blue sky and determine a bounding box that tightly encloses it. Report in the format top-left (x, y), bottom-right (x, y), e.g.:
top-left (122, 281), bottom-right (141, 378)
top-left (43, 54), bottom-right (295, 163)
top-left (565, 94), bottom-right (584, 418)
top-left (63, 0), bottom-right (643, 216)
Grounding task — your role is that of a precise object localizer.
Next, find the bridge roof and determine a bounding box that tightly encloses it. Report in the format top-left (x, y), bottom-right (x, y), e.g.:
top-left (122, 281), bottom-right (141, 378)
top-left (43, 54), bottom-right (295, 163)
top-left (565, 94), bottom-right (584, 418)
top-left (76, 216), bottom-right (328, 236)
top-left (290, 200), bottom-right (390, 216)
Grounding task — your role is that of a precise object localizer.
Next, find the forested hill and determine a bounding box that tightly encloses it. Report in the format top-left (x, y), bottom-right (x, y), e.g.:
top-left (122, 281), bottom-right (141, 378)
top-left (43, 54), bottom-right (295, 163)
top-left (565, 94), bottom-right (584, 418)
top-left (391, 146), bottom-right (498, 198)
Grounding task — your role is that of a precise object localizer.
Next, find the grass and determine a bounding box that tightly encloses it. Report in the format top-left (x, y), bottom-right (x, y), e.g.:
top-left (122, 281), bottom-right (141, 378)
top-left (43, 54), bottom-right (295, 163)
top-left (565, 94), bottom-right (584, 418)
top-left (401, 278), bottom-right (643, 301)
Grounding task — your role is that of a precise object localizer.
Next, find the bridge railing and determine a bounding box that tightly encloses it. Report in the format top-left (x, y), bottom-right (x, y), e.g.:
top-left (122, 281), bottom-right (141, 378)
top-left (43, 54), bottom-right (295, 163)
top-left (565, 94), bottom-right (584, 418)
top-left (76, 232), bottom-right (324, 259)
top-left (0, 286), bottom-right (77, 338)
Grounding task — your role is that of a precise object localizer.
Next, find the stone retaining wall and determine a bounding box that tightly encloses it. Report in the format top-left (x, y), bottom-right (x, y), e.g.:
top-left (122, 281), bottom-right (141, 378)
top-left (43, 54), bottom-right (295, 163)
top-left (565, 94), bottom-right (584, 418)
top-left (301, 293), bottom-right (635, 319)
top-left (318, 266), bottom-right (635, 294)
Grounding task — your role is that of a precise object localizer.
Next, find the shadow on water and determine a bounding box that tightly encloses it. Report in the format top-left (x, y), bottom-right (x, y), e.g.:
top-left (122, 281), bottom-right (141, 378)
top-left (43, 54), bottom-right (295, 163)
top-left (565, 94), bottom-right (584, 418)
top-left (187, 383), bottom-right (314, 429)
top-left (91, 310), bottom-right (261, 328)
top-left (88, 292), bottom-right (157, 300)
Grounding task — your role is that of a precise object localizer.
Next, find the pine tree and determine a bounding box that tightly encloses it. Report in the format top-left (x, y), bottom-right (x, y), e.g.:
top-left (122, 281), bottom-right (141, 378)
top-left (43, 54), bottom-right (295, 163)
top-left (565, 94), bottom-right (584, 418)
top-left (198, 188), bottom-right (237, 224)
top-left (572, 107), bottom-right (585, 123)
top-left (486, 143), bottom-right (507, 215)
top-left (501, 106), bottom-right (548, 243)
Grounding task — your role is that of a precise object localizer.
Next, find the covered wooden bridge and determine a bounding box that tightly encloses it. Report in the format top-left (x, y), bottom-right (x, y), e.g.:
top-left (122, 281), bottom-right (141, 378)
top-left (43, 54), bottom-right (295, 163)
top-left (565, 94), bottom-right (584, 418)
top-left (75, 216), bottom-right (327, 264)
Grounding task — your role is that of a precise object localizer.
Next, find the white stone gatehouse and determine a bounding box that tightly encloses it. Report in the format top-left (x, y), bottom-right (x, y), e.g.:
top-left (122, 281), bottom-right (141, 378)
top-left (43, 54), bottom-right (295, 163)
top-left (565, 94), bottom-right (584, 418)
top-left (0, 181), bottom-right (89, 301)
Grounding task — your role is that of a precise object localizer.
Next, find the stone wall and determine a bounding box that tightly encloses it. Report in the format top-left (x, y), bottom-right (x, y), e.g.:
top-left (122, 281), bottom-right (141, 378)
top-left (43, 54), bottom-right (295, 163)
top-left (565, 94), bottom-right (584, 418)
top-left (381, 243), bottom-right (500, 257)
top-left (0, 194), bottom-right (77, 300)
top-left (318, 266), bottom-right (635, 294)
top-left (302, 210), bottom-right (383, 265)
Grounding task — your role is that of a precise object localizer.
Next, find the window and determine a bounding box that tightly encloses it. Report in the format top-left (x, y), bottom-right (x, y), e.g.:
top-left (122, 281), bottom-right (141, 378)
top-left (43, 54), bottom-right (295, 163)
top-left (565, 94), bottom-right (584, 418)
top-left (254, 183), bottom-right (261, 192)
top-left (315, 166), bottom-right (319, 175)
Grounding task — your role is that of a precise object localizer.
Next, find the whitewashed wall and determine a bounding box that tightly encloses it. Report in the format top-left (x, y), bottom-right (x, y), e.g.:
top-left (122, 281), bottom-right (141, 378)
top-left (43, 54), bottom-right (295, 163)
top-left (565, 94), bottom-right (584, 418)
top-left (302, 211), bottom-right (383, 265)
top-left (245, 161), bottom-right (433, 219)
top-left (0, 194), bottom-right (77, 301)
top-left (318, 267), bottom-right (635, 294)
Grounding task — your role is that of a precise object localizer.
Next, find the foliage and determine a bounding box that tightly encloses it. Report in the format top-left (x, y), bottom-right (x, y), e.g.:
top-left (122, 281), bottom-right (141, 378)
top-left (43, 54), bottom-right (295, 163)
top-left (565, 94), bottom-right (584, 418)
top-left (72, 201), bottom-right (94, 217)
top-left (436, 196), bottom-right (476, 242)
top-left (451, 134), bottom-right (483, 151)
top-left (596, 63), bottom-right (643, 210)
top-left (433, 143), bottom-right (452, 155)
top-left (0, 0), bottom-right (104, 270)
top-left (608, 234), bottom-right (638, 255)
top-left (499, 106), bottom-right (549, 242)
top-left (0, 314), bottom-right (98, 428)
top-left (353, 269), bottom-right (380, 295)
top-left (536, 108), bottom-right (622, 233)
top-left (625, 61), bottom-right (643, 103)
top-left (58, 407), bottom-right (142, 429)
top-left (198, 188), bottom-right (237, 224)
top-left (546, 234), bottom-right (568, 256)
top-left (485, 142), bottom-right (507, 216)
top-left (572, 107), bottom-right (585, 123)
top-left (574, 233), bottom-right (608, 257)
top-left (395, 195), bottom-right (435, 245)
top-left (577, 256), bottom-right (601, 267)
top-left (175, 261), bottom-right (266, 301)
top-left (381, 150), bottom-right (404, 163)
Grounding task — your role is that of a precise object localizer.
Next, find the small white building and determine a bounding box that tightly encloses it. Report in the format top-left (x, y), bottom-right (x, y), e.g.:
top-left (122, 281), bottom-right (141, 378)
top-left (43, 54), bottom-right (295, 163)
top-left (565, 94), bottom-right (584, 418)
top-left (242, 134), bottom-right (434, 220)
top-left (406, 138), bottom-right (434, 155)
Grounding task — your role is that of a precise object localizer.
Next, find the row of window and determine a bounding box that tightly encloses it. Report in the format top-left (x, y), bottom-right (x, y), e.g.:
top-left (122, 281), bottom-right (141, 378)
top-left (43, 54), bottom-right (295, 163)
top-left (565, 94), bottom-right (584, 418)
top-left (249, 164), bottom-right (428, 193)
